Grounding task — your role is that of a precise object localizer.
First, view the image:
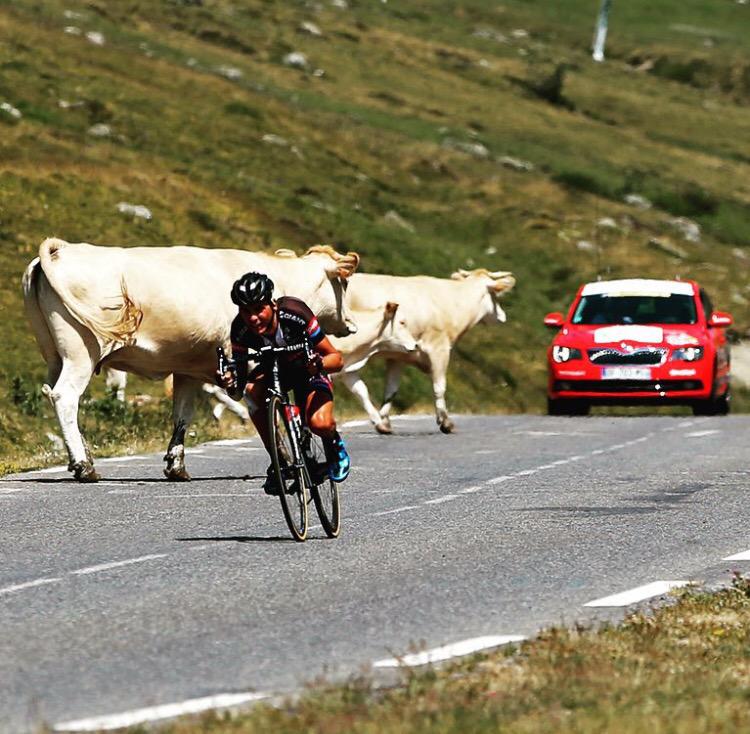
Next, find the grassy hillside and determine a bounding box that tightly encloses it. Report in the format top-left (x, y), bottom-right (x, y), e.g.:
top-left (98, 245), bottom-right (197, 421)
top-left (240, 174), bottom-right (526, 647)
top-left (2, 0), bottom-right (750, 469)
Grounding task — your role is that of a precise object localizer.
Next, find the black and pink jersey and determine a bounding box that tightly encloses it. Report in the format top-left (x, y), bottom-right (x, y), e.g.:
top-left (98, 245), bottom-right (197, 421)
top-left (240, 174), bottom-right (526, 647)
top-left (230, 296), bottom-right (326, 390)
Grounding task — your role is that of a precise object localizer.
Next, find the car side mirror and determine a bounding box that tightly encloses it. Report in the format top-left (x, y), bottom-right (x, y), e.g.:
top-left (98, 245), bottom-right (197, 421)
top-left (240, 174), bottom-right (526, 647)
top-left (544, 312), bottom-right (564, 328)
top-left (708, 311), bottom-right (733, 328)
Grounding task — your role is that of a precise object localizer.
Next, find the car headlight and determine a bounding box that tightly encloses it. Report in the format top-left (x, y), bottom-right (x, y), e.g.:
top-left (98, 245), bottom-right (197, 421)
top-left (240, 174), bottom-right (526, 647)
top-left (671, 346), bottom-right (704, 362)
top-left (552, 345), bottom-right (582, 363)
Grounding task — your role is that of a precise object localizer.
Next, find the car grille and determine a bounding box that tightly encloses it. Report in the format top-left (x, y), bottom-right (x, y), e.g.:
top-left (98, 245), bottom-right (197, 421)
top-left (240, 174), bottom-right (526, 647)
top-left (587, 347), bottom-right (666, 366)
top-left (554, 379), bottom-right (703, 393)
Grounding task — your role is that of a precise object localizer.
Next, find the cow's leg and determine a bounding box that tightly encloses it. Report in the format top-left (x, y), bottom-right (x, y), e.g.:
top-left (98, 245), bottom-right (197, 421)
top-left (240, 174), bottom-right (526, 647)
top-left (201, 383), bottom-right (250, 423)
top-left (37, 277), bottom-right (100, 481)
top-left (164, 376), bottom-right (201, 481)
top-left (428, 345), bottom-right (454, 434)
top-left (378, 359), bottom-right (405, 433)
top-left (105, 368), bottom-right (127, 402)
top-left (339, 371), bottom-right (391, 434)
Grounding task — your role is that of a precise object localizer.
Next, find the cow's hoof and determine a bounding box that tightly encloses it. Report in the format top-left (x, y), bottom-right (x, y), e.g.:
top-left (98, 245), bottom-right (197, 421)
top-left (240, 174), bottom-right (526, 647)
top-left (439, 420), bottom-right (455, 434)
top-left (72, 461), bottom-right (100, 483)
top-left (164, 467), bottom-right (191, 482)
top-left (374, 420), bottom-right (393, 435)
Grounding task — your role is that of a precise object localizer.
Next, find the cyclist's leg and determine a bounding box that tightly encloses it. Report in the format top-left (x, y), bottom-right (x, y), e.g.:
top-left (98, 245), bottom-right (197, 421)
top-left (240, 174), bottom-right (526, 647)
top-left (303, 378), bottom-right (350, 482)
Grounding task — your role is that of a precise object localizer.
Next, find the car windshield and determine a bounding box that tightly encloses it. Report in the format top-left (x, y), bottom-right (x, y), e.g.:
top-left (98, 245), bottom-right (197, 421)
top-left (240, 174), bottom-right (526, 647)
top-left (572, 294), bottom-right (697, 325)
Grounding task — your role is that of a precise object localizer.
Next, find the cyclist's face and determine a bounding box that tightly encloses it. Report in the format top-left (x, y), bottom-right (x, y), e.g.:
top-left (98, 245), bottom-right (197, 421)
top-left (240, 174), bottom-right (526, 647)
top-left (240, 302), bottom-right (275, 334)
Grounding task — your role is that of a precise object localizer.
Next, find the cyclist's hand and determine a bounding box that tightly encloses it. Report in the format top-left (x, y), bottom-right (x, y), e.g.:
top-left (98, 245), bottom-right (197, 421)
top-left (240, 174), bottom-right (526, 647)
top-left (306, 353), bottom-right (324, 375)
top-left (216, 369), bottom-right (236, 391)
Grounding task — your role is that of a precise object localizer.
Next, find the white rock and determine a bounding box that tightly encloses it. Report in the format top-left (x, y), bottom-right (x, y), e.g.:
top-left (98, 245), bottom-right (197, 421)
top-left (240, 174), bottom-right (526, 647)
top-left (577, 240), bottom-right (597, 252)
top-left (87, 123), bottom-right (111, 137)
top-left (511, 29), bottom-right (529, 38)
top-left (472, 27), bottom-right (508, 43)
top-left (85, 31), bottom-right (105, 46)
top-left (186, 57), bottom-right (198, 67)
top-left (63, 9), bottom-right (84, 19)
top-left (0, 102), bottom-right (22, 121)
top-left (283, 52), bottom-right (309, 69)
top-left (312, 68), bottom-right (325, 77)
top-left (331, 0), bottom-right (348, 7)
top-left (442, 138), bottom-right (490, 159)
top-left (217, 65), bottom-right (243, 80)
top-left (499, 155), bottom-right (534, 172)
top-left (485, 246), bottom-right (497, 255)
top-left (64, 25), bottom-right (81, 35)
top-left (596, 217), bottom-right (618, 229)
top-left (262, 133), bottom-right (289, 147)
top-left (733, 247), bottom-right (749, 261)
top-left (624, 193), bottom-right (652, 210)
top-left (116, 202), bottom-right (153, 221)
top-left (478, 58), bottom-right (491, 68)
top-left (668, 216), bottom-right (701, 243)
top-left (382, 210), bottom-right (416, 233)
top-left (299, 21), bottom-right (323, 36)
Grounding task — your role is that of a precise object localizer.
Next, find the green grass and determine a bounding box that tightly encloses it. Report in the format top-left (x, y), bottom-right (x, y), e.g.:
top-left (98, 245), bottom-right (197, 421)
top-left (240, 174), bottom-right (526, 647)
top-left (2, 0), bottom-right (750, 469)
top-left (120, 576), bottom-right (750, 733)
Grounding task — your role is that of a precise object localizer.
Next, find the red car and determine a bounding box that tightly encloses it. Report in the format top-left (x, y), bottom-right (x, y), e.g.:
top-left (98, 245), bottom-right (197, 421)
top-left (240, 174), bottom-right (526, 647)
top-left (544, 278), bottom-right (732, 416)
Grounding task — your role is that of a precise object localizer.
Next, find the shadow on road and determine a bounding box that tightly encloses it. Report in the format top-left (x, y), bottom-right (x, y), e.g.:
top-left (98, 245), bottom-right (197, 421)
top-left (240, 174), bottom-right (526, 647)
top-left (8, 475), bottom-right (263, 484)
top-left (176, 535), bottom-right (313, 543)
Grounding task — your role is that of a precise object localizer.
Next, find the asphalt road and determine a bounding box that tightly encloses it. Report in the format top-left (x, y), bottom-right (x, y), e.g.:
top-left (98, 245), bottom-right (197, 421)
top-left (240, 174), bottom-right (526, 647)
top-left (2, 414), bottom-right (750, 732)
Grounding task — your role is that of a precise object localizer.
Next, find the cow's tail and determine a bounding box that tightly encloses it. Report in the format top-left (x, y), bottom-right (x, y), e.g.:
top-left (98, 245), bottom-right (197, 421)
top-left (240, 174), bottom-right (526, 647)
top-left (38, 237), bottom-right (143, 346)
top-left (22, 256), bottom-right (61, 374)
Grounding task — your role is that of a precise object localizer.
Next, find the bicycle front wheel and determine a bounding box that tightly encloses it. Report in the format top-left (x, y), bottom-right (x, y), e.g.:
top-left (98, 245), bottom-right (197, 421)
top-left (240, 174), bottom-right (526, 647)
top-left (268, 395), bottom-right (308, 542)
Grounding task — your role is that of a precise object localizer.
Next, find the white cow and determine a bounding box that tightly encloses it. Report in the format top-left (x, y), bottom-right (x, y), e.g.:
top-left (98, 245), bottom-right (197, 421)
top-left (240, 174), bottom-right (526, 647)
top-left (339, 269), bottom-right (516, 434)
top-left (22, 239), bottom-right (359, 482)
top-left (164, 301), bottom-right (420, 424)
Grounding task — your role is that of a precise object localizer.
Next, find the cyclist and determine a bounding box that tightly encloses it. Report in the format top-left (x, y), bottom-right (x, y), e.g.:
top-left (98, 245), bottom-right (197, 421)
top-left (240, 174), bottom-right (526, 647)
top-left (217, 271), bottom-right (351, 494)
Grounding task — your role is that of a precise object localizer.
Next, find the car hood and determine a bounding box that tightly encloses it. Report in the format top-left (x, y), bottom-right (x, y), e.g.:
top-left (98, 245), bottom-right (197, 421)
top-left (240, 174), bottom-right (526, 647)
top-left (556, 324), bottom-right (705, 348)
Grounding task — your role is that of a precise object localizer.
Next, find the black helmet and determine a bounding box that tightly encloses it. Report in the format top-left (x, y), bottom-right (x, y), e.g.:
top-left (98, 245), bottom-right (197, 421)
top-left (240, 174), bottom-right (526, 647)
top-left (231, 272), bottom-right (275, 307)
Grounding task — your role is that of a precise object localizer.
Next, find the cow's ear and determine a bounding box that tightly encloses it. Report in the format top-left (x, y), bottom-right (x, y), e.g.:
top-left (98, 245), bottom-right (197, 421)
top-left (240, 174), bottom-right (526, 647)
top-left (450, 269), bottom-right (470, 280)
top-left (384, 301), bottom-right (399, 319)
top-left (489, 273), bottom-right (516, 294)
top-left (337, 251), bottom-right (360, 279)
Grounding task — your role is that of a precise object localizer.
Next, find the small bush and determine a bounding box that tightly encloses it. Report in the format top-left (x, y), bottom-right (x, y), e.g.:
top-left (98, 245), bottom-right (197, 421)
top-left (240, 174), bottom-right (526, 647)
top-left (11, 375), bottom-right (42, 416)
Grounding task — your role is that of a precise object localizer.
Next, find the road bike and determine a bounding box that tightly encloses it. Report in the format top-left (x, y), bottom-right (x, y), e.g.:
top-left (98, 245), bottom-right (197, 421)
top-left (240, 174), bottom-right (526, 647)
top-left (218, 344), bottom-right (341, 542)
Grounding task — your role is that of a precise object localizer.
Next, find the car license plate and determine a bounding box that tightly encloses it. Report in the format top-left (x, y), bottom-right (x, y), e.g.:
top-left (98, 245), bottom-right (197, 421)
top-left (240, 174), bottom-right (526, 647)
top-left (602, 367), bottom-right (652, 380)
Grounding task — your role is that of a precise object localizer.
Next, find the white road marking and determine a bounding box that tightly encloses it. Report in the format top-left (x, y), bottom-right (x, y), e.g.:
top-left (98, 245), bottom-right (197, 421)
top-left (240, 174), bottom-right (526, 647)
top-left (373, 505), bottom-right (420, 516)
top-left (487, 475), bottom-right (512, 485)
top-left (147, 494), bottom-right (255, 499)
top-left (723, 550), bottom-right (750, 561)
top-left (424, 495), bottom-right (458, 505)
top-left (373, 635), bottom-right (526, 668)
top-left (513, 469), bottom-right (537, 477)
top-left (342, 419), bottom-right (370, 428)
top-left (583, 580), bottom-right (689, 607)
top-left (678, 420), bottom-right (695, 428)
top-left (0, 577), bottom-right (61, 595)
top-left (70, 554), bottom-right (168, 576)
top-left (391, 415), bottom-right (433, 422)
top-left (53, 692), bottom-right (269, 732)
top-left (458, 485), bottom-right (483, 494)
top-left (33, 466), bottom-right (68, 474)
top-left (685, 430), bottom-right (720, 438)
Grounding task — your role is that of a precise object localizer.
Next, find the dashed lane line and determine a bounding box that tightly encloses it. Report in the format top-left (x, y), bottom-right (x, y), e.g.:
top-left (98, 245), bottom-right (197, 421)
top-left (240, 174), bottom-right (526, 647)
top-left (723, 549), bottom-right (750, 561)
top-left (0, 577), bottom-right (62, 595)
top-left (70, 554), bottom-right (168, 576)
top-left (685, 429), bottom-right (721, 438)
top-left (373, 635), bottom-right (526, 668)
top-left (53, 692), bottom-right (270, 732)
top-left (583, 581), bottom-right (690, 608)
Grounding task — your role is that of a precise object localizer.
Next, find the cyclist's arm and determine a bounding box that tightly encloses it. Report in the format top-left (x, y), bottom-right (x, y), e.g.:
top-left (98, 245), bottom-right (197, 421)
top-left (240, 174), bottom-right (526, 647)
top-left (227, 344), bottom-right (249, 400)
top-left (314, 336), bottom-right (344, 374)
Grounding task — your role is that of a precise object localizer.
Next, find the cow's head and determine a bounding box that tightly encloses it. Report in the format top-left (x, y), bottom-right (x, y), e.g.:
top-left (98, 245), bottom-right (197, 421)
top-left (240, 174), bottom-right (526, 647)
top-left (300, 245), bottom-right (359, 336)
top-left (451, 268), bottom-right (516, 324)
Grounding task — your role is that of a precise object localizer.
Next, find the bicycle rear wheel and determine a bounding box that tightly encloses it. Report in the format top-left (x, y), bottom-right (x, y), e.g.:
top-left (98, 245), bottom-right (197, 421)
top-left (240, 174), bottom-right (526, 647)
top-left (268, 395), bottom-right (308, 542)
top-left (305, 432), bottom-right (341, 538)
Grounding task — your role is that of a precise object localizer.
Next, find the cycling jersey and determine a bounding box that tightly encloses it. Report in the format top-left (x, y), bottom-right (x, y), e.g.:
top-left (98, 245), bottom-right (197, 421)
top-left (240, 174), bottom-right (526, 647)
top-left (230, 296), bottom-right (330, 397)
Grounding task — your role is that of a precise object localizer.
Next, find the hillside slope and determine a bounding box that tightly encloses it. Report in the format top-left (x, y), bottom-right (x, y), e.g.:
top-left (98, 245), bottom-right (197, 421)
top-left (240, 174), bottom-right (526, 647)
top-left (2, 0), bottom-right (750, 468)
